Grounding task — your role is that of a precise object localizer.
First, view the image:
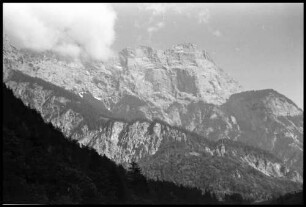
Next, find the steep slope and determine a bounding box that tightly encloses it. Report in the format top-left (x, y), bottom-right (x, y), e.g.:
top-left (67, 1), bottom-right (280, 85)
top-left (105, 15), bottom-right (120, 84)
top-left (3, 83), bottom-right (224, 204)
top-left (222, 90), bottom-right (303, 173)
top-left (139, 138), bottom-right (302, 201)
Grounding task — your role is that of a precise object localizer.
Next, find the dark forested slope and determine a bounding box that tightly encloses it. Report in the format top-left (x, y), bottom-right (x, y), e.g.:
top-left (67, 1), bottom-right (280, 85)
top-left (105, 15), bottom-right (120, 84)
top-left (3, 83), bottom-right (225, 204)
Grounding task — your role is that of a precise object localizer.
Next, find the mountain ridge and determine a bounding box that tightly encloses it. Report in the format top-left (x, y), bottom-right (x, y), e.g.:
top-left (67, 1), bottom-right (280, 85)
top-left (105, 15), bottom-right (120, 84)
top-left (2, 34), bottom-right (303, 201)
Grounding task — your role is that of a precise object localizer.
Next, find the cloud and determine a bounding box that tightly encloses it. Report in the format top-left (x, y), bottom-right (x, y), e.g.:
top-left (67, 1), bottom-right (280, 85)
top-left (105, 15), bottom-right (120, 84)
top-left (147, 21), bottom-right (165, 40)
top-left (138, 4), bottom-right (223, 38)
top-left (3, 3), bottom-right (117, 61)
top-left (198, 8), bottom-right (211, 24)
top-left (147, 22), bottom-right (165, 33)
top-left (143, 3), bottom-right (167, 16)
top-left (138, 3), bottom-right (200, 16)
top-left (197, 8), bottom-right (223, 38)
top-left (212, 30), bottom-right (222, 37)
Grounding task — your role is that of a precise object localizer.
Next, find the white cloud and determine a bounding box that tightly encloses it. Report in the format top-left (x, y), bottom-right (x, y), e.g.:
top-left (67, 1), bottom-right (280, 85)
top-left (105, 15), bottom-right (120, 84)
top-left (143, 3), bottom-right (167, 16)
top-left (198, 8), bottom-right (211, 24)
top-left (147, 21), bottom-right (165, 40)
top-left (136, 4), bottom-right (224, 40)
top-left (212, 30), bottom-right (222, 37)
top-left (53, 43), bottom-right (82, 58)
top-left (147, 22), bottom-right (165, 33)
top-left (197, 8), bottom-right (223, 38)
top-left (138, 3), bottom-right (203, 16)
top-left (4, 3), bottom-right (117, 61)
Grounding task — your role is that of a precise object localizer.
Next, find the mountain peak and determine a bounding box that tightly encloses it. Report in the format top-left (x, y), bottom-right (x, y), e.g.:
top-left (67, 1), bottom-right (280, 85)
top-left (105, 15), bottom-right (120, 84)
top-left (172, 43), bottom-right (198, 51)
top-left (120, 43), bottom-right (212, 59)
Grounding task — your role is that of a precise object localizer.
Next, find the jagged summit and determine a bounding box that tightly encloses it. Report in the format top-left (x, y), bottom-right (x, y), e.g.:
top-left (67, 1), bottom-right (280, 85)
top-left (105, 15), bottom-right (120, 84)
top-left (122, 43), bottom-right (200, 53)
top-left (119, 43), bottom-right (215, 63)
top-left (171, 43), bottom-right (199, 51)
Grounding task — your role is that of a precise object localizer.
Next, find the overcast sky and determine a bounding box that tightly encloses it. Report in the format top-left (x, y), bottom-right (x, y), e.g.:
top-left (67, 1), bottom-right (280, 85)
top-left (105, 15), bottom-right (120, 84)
top-left (111, 3), bottom-right (303, 109)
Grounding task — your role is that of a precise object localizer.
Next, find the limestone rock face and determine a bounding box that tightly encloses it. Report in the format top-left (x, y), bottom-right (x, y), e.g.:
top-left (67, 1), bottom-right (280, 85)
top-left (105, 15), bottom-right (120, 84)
top-left (3, 41), bottom-right (242, 123)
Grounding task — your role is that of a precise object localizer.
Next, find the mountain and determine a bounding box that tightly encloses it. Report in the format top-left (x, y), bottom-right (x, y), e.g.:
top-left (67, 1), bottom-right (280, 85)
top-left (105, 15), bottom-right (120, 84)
top-left (3, 83), bottom-right (224, 204)
top-left (3, 34), bottom-right (303, 201)
top-left (6, 82), bottom-right (302, 204)
top-left (223, 90), bottom-right (303, 174)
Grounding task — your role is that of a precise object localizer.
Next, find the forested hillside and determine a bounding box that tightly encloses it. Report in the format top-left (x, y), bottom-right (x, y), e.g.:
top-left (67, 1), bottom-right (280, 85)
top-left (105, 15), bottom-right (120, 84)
top-left (2, 83), bottom-right (224, 204)
top-left (2, 83), bottom-right (303, 204)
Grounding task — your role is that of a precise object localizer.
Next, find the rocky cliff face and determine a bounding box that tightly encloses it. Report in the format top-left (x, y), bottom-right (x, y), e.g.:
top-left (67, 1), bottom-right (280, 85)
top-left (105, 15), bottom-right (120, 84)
top-left (4, 40), bottom-right (242, 121)
top-left (3, 35), bottom-right (303, 200)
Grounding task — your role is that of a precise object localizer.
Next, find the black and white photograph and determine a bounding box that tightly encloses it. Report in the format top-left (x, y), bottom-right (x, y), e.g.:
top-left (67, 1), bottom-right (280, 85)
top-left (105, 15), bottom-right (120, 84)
top-left (2, 2), bottom-right (304, 204)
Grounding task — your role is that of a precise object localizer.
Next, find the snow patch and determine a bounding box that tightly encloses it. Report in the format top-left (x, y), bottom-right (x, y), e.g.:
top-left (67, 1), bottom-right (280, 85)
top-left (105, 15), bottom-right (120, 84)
top-left (93, 95), bottom-right (102, 101)
top-left (230, 116), bottom-right (237, 124)
top-left (189, 151), bottom-right (200, 156)
top-left (210, 113), bottom-right (218, 119)
top-left (78, 92), bottom-right (84, 98)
